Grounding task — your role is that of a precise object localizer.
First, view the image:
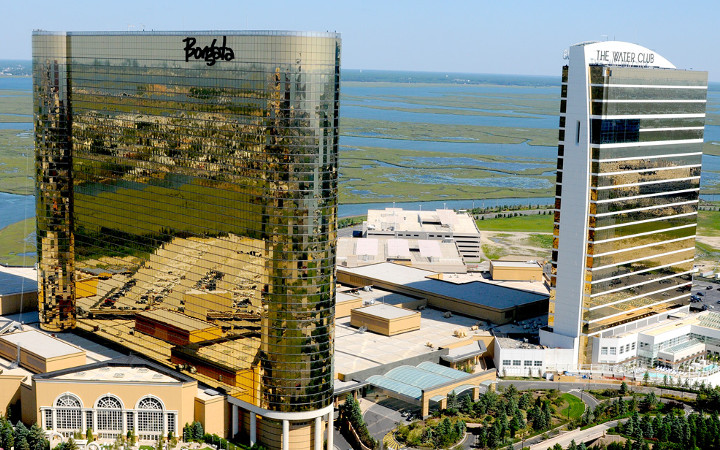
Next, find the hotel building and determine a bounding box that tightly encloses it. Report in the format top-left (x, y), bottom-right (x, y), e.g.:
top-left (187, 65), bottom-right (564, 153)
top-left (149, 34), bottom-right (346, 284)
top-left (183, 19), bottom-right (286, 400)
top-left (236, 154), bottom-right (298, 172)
top-left (541, 41), bottom-right (708, 368)
top-left (33, 30), bottom-right (340, 449)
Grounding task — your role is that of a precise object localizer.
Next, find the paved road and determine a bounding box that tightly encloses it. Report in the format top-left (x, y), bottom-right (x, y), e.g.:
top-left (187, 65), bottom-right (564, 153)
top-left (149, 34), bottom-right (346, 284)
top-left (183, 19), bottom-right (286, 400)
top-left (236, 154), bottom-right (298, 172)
top-left (362, 398), bottom-right (410, 444)
top-left (528, 419), bottom-right (624, 450)
top-left (338, 224), bottom-right (362, 238)
top-left (691, 279), bottom-right (720, 312)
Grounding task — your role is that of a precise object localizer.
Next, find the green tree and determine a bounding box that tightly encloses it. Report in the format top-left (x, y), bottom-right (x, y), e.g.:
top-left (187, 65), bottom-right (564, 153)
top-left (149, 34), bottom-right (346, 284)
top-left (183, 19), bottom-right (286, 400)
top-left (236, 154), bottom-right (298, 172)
top-left (28, 423), bottom-right (48, 450)
top-left (505, 384), bottom-right (519, 402)
top-left (509, 416), bottom-right (520, 438)
top-left (0, 417), bottom-right (14, 450)
top-left (15, 422), bottom-right (29, 450)
top-left (619, 381), bottom-right (629, 396)
top-left (461, 394), bottom-right (473, 415)
top-left (65, 438), bottom-right (78, 450)
top-left (192, 421), bottom-right (204, 441)
top-left (446, 392), bottom-right (459, 415)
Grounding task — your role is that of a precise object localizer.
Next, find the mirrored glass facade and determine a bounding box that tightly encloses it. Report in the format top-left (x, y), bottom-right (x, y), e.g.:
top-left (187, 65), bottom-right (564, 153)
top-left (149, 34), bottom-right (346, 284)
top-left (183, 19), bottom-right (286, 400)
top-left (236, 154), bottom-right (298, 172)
top-left (548, 46), bottom-right (708, 366)
top-left (33, 31), bottom-right (341, 413)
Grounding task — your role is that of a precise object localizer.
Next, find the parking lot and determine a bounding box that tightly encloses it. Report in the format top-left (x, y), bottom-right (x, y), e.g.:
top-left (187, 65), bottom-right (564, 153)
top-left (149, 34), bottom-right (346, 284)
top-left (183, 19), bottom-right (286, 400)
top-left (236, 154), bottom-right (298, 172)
top-left (691, 278), bottom-right (720, 311)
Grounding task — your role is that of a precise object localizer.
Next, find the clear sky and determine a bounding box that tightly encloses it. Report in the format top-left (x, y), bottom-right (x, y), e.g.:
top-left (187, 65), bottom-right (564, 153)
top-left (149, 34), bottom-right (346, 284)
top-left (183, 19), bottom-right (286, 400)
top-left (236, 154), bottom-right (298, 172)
top-left (4, 0), bottom-right (720, 80)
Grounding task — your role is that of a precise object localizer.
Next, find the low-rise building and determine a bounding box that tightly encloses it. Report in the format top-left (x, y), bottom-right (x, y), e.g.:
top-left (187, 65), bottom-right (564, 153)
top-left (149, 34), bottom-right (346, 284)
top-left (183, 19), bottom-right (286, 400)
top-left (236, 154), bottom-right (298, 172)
top-left (363, 208), bottom-right (482, 261)
top-left (337, 236), bottom-right (466, 273)
top-left (350, 304), bottom-right (421, 336)
top-left (490, 260), bottom-right (543, 282)
top-left (0, 266), bottom-right (38, 315)
top-left (338, 262), bottom-right (549, 325)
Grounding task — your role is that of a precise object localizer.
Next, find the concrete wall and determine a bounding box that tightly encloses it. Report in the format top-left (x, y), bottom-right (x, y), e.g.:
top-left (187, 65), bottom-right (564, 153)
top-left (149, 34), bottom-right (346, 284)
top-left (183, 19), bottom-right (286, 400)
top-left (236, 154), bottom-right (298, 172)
top-left (0, 292), bottom-right (38, 315)
top-left (349, 309), bottom-right (421, 336)
top-left (490, 264), bottom-right (543, 282)
top-left (336, 297), bottom-right (363, 318)
top-left (194, 395), bottom-right (227, 437)
top-left (0, 375), bottom-right (25, 417)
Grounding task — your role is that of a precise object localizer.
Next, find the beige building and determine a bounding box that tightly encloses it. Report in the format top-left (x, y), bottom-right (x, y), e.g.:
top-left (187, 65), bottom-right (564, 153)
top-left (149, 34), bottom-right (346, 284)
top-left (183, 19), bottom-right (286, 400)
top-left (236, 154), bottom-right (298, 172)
top-left (25, 356), bottom-right (225, 442)
top-left (350, 304), bottom-right (421, 336)
top-left (489, 260), bottom-right (543, 282)
top-left (0, 266), bottom-right (38, 315)
top-left (0, 328), bottom-right (86, 374)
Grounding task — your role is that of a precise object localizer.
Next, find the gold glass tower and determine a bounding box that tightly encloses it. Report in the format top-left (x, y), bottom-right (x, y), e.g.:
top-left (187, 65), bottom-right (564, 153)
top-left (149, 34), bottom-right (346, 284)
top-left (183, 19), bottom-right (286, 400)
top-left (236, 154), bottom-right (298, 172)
top-left (33, 30), bottom-right (341, 426)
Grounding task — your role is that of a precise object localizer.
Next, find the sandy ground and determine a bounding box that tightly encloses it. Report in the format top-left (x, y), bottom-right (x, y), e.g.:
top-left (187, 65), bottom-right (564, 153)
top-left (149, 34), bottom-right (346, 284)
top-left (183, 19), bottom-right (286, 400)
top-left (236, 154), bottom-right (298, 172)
top-left (479, 230), bottom-right (552, 261)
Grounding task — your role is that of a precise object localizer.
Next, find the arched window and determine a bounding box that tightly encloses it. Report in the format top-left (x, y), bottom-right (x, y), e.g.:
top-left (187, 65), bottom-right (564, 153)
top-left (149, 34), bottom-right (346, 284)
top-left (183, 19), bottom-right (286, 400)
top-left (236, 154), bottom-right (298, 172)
top-left (55, 394), bottom-right (82, 431)
top-left (96, 396), bottom-right (123, 432)
top-left (137, 397), bottom-right (163, 433)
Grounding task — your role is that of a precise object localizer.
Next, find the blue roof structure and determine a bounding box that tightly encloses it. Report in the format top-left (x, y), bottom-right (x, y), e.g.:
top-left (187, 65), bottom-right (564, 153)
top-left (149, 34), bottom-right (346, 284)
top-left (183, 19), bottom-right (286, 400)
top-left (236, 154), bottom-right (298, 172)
top-left (366, 362), bottom-right (474, 401)
top-left (339, 263), bottom-right (547, 309)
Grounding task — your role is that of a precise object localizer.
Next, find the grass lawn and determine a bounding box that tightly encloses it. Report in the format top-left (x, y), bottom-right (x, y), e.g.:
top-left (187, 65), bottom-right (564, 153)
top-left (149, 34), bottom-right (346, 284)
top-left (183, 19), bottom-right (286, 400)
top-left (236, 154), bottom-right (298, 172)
top-left (698, 210), bottom-right (720, 237)
top-left (476, 214), bottom-right (553, 232)
top-left (481, 244), bottom-right (508, 260)
top-left (0, 217), bottom-right (36, 266)
top-left (528, 233), bottom-right (553, 248)
top-left (559, 393), bottom-right (585, 419)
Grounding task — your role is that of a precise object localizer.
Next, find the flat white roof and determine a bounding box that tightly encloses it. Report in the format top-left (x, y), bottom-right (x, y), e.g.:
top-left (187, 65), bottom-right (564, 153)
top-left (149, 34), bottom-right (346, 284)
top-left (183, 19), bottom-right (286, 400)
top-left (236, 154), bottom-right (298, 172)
top-left (354, 303), bottom-right (417, 320)
top-left (356, 238), bottom-right (379, 256)
top-left (387, 239), bottom-right (411, 258)
top-left (366, 208), bottom-right (481, 235)
top-left (491, 261), bottom-right (541, 268)
top-left (418, 240), bottom-right (442, 259)
top-left (52, 365), bottom-right (178, 383)
top-left (0, 266), bottom-right (37, 296)
top-left (337, 292), bottom-right (361, 303)
top-left (0, 329), bottom-right (85, 359)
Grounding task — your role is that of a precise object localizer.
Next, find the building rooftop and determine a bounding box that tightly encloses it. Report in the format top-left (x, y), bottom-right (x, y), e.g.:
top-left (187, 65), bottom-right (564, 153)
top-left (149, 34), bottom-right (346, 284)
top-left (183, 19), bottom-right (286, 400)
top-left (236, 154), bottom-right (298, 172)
top-left (338, 263), bottom-right (547, 310)
top-left (353, 304), bottom-right (418, 320)
top-left (337, 292), bottom-right (361, 304)
top-left (337, 236), bottom-right (466, 273)
top-left (334, 306), bottom-right (484, 378)
top-left (365, 208), bottom-right (481, 235)
top-left (491, 260), bottom-right (542, 268)
top-left (137, 309), bottom-right (218, 332)
top-left (366, 361), bottom-right (474, 400)
top-left (51, 365), bottom-right (178, 383)
top-left (0, 266), bottom-right (37, 296)
top-left (441, 340), bottom-right (488, 363)
top-left (0, 328), bottom-right (85, 359)
top-left (34, 355), bottom-right (197, 383)
top-left (338, 285), bottom-right (422, 307)
top-left (495, 337), bottom-right (543, 350)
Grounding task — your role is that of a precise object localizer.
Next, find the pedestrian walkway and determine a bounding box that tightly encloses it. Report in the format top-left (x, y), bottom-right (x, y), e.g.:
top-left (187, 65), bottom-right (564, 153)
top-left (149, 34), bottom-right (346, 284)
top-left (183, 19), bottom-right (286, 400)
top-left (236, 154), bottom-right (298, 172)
top-left (383, 431), bottom-right (402, 450)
